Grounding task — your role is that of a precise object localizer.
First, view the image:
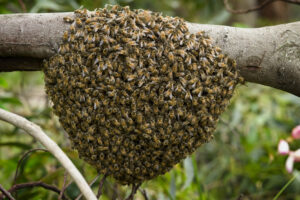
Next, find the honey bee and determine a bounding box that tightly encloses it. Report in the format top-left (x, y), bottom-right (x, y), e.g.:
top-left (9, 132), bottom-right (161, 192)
top-left (62, 31), bottom-right (69, 42)
top-left (102, 24), bottom-right (110, 35)
top-left (110, 118), bottom-right (119, 127)
top-left (226, 80), bottom-right (235, 88)
top-left (127, 117), bottom-right (134, 126)
top-left (192, 86), bottom-right (203, 97)
top-left (69, 23), bottom-right (76, 33)
top-left (218, 62), bottom-right (227, 68)
top-left (68, 33), bottom-right (75, 43)
top-left (174, 84), bottom-right (184, 94)
top-left (120, 146), bottom-right (127, 155)
top-left (63, 16), bottom-right (74, 23)
top-left (74, 18), bottom-right (82, 27)
top-left (85, 33), bottom-right (93, 43)
top-left (177, 108), bottom-right (185, 119)
top-left (169, 110), bottom-right (176, 119)
top-left (188, 77), bottom-right (198, 86)
top-left (100, 128), bottom-right (109, 138)
top-left (168, 52), bottom-right (175, 62)
top-left (143, 128), bottom-right (151, 135)
top-left (136, 112), bottom-right (143, 124)
top-left (70, 121), bottom-right (77, 129)
top-left (57, 55), bottom-right (65, 65)
top-left (58, 44), bottom-right (65, 54)
top-left (159, 31), bottom-right (166, 41)
top-left (75, 29), bottom-right (84, 38)
top-left (99, 153), bottom-right (105, 160)
top-left (156, 116), bottom-right (164, 126)
top-left (185, 90), bottom-right (192, 101)
top-left (124, 83), bottom-right (133, 92)
top-left (176, 49), bottom-right (186, 58)
top-left (81, 66), bottom-right (88, 77)
top-left (126, 74), bottom-right (137, 81)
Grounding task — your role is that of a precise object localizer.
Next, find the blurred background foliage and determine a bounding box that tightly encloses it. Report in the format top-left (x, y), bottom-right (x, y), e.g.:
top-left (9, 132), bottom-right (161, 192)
top-left (0, 0), bottom-right (300, 199)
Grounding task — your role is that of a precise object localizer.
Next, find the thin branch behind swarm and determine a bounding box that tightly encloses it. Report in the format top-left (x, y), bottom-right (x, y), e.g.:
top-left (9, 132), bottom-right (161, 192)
top-left (75, 175), bottom-right (100, 200)
top-left (224, 0), bottom-right (300, 14)
top-left (0, 108), bottom-right (97, 200)
top-left (59, 171), bottom-right (69, 200)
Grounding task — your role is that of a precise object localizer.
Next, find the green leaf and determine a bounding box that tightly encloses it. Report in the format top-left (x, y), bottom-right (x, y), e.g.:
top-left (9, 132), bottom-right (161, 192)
top-left (0, 77), bottom-right (8, 89)
top-left (0, 97), bottom-right (22, 106)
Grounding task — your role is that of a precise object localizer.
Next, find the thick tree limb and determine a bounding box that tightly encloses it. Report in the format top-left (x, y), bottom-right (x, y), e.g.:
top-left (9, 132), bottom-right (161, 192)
top-left (0, 108), bottom-right (97, 200)
top-left (0, 13), bottom-right (299, 97)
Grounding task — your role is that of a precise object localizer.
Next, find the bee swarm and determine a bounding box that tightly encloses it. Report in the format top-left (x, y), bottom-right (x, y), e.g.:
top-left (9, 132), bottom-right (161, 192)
top-left (43, 5), bottom-right (243, 185)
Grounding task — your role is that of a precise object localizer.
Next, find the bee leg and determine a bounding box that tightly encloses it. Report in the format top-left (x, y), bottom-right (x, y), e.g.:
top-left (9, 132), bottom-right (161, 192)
top-left (125, 183), bottom-right (142, 200)
top-left (96, 173), bottom-right (108, 198)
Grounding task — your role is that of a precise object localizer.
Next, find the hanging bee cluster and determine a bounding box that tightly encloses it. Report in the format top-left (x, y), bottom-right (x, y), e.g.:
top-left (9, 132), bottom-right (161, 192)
top-left (43, 5), bottom-right (243, 185)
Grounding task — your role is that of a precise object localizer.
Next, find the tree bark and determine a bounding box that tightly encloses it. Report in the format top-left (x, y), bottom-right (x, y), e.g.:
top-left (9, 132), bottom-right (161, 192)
top-left (0, 13), bottom-right (299, 97)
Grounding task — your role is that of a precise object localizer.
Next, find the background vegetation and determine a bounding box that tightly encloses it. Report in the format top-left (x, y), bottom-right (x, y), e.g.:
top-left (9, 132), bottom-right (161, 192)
top-left (0, 0), bottom-right (300, 199)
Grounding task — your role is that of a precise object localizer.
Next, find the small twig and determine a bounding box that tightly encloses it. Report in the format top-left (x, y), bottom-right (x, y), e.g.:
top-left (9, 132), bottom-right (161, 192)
top-left (0, 184), bottom-right (15, 200)
top-left (139, 188), bottom-right (149, 200)
top-left (97, 174), bottom-right (108, 198)
top-left (224, 0), bottom-right (300, 14)
top-left (75, 175), bottom-right (100, 200)
top-left (125, 183), bottom-right (142, 200)
top-left (107, 180), bottom-right (121, 200)
top-left (0, 108), bottom-right (97, 200)
top-left (273, 176), bottom-right (296, 200)
top-left (17, 0), bottom-right (27, 12)
top-left (111, 182), bottom-right (119, 200)
top-left (64, 180), bottom-right (75, 192)
top-left (59, 171), bottom-right (69, 200)
top-left (0, 181), bottom-right (67, 200)
top-left (236, 193), bottom-right (244, 200)
top-left (12, 148), bottom-right (48, 186)
top-left (220, 119), bottom-right (239, 136)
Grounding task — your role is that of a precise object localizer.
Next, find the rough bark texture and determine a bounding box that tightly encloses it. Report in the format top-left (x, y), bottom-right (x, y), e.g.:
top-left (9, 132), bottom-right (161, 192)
top-left (0, 13), bottom-right (299, 97)
top-left (187, 22), bottom-right (300, 97)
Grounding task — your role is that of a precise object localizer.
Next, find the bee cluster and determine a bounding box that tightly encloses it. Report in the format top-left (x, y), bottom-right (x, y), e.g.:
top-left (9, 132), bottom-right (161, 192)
top-left (43, 5), bottom-right (243, 185)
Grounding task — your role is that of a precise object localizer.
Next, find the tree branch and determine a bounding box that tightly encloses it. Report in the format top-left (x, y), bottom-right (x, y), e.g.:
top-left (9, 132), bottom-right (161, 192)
top-left (0, 13), bottom-right (299, 97)
top-left (0, 181), bottom-right (67, 200)
top-left (59, 171), bottom-right (69, 200)
top-left (0, 108), bottom-right (97, 200)
top-left (75, 175), bottom-right (100, 200)
top-left (0, 184), bottom-right (15, 200)
top-left (12, 148), bottom-right (48, 186)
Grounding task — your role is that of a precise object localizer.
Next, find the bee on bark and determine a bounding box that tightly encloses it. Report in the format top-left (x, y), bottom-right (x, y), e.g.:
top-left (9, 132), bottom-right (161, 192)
top-left (63, 16), bottom-right (74, 23)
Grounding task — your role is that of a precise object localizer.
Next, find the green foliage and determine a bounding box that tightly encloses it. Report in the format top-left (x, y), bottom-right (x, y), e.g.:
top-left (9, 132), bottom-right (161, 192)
top-left (0, 0), bottom-right (300, 199)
